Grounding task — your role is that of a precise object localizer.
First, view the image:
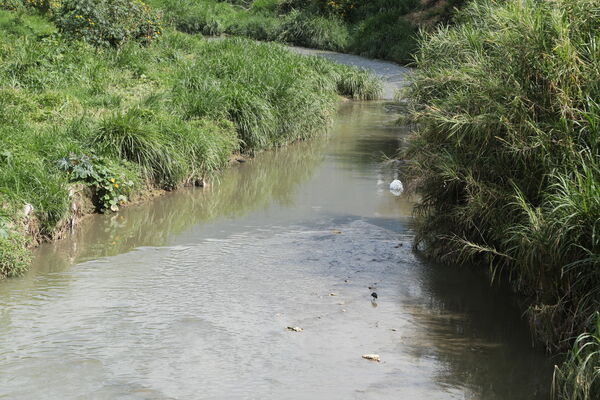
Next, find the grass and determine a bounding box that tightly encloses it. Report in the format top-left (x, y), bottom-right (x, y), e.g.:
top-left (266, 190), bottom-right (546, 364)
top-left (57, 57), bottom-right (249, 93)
top-left (553, 312), bottom-right (600, 400)
top-left (0, 5), bottom-right (381, 277)
top-left (404, 0), bottom-right (600, 396)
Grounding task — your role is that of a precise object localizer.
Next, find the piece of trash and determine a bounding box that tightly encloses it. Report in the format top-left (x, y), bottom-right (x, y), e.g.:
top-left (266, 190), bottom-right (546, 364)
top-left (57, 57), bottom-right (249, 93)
top-left (371, 292), bottom-right (378, 300)
top-left (329, 293), bottom-right (337, 296)
top-left (389, 179), bottom-right (404, 196)
top-left (390, 328), bottom-right (397, 332)
top-left (332, 230), bottom-right (342, 234)
top-left (362, 354), bottom-right (380, 362)
top-left (286, 326), bottom-right (303, 332)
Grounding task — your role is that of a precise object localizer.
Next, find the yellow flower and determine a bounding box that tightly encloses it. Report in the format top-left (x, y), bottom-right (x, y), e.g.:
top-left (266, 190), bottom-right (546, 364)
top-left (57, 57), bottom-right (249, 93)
top-left (110, 178), bottom-right (116, 183)
top-left (114, 184), bottom-right (120, 189)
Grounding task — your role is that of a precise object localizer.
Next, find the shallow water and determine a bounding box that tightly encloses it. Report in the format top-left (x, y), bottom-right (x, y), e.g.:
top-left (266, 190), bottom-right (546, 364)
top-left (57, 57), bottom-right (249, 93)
top-left (0, 54), bottom-right (553, 400)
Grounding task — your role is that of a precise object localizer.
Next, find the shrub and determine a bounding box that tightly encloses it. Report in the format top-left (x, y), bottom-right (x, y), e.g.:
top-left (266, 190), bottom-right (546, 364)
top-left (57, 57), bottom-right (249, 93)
top-left (54, 0), bottom-right (162, 46)
top-left (57, 153), bottom-right (136, 212)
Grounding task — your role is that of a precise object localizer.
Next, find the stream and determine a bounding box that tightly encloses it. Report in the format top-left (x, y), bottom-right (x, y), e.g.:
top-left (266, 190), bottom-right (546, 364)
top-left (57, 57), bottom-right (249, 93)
top-left (0, 49), bottom-right (553, 399)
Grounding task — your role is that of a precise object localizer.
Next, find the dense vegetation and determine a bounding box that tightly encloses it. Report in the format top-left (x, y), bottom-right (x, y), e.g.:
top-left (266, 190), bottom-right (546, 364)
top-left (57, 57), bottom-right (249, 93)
top-left (147, 0), bottom-right (462, 64)
top-left (0, 1), bottom-right (381, 278)
top-left (404, 0), bottom-right (599, 398)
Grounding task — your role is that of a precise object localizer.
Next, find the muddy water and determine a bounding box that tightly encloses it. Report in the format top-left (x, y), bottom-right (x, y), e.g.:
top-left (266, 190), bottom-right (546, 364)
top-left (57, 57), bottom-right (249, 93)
top-left (0, 54), bottom-right (552, 399)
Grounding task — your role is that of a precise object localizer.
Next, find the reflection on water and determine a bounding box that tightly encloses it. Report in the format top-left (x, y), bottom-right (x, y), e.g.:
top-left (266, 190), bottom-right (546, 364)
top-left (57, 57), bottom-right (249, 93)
top-left (0, 102), bottom-right (552, 399)
top-left (27, 130), bottom-right (329, 274)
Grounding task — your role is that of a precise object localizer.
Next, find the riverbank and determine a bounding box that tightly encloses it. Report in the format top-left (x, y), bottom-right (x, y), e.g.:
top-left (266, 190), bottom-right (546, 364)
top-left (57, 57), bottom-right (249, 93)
top-left (0, 5), bottom-right (381, 279)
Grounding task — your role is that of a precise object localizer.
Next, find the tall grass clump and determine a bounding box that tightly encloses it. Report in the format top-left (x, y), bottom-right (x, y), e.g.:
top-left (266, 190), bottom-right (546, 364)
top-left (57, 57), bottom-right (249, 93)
top-left (553, 312), bottom-right (600, 400)
top-left (277, 9), bottom-right (349, 51)
top-left (405, 0), bottom-right (599, 394)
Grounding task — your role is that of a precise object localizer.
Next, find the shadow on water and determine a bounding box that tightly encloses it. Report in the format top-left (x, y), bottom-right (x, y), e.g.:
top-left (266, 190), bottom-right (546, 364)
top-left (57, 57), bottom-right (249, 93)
top-left (401, 253), bottom-right (554, 398)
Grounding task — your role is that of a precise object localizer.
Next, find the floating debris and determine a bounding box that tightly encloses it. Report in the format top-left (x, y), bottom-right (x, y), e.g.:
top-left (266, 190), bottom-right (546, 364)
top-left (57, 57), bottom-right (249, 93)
top-left (286, 326), bottom-right (303, 332)
top-left (389, 179), bottom-right (404, 196)
top-left (371, 292), bottom-right (378, 300)
top-left (362, 354), bottom-right (380, 362)
top-left (332, 230), bottom-right (342, 234)
top-left (329, 293), bottom-right (337, 296)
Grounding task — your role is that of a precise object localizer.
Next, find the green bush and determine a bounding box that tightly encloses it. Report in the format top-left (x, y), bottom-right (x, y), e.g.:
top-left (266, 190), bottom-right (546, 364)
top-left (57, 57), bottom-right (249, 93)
top-left (55, 0), bottom-right (162, 46)
top-left (57, 153), bottom-right (136, 212)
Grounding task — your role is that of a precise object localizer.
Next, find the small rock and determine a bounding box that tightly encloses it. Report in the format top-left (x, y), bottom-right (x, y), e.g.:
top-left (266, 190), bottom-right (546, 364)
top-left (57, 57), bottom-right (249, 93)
top-left (362, 354), bottom-right (380, 362)
top-left (390, 328), bottom-right (397, 332)
top-left (286, 326), bottom-right (303, 332)
top-left (371, 292), bottom-right (378, 300)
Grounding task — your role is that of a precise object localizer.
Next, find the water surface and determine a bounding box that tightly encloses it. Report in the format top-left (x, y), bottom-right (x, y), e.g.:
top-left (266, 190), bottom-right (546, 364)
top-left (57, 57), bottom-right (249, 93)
top-left (0, 56), bottom-right (553, 400)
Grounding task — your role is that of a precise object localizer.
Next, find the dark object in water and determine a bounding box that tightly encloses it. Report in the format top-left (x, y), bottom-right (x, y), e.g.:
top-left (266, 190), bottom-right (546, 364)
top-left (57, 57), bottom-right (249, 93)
top-left (236, 158), bottom-right (246, 163)
top-left (371, 292), bottom-right (378, 300)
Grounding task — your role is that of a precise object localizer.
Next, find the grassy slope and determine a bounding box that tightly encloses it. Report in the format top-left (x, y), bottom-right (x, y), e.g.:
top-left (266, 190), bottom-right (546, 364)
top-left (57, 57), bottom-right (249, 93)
top-left (404, 0), bottom-right (599, 397)
top-left (146, 0), bottom-right (462, 64)
top-left (0, 7), bottom-right (381, 278)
